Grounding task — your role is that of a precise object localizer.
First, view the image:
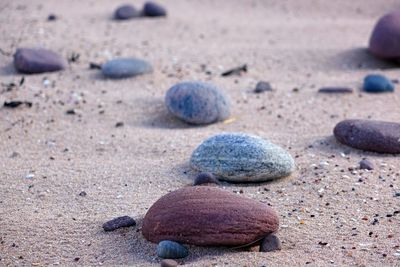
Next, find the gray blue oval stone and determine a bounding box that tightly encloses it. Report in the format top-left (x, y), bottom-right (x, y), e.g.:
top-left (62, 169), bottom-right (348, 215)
top-left (190, 133), bottom-right (295, 182)
top-left (14, 48), bottom-right (66, 74)
top-left (114, 4), bottom-right (140, 20)
top-left (101, 58), bottom-right (152, 79)
top-left (363, 74), bottom-right (394, 93)
top-left (157, 240), bottom-right (188, 259)
top-left (165, 81), bottom-right (230, 125)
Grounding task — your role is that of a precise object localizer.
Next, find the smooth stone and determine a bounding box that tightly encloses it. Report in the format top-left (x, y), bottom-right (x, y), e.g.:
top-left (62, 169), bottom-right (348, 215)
top-left (14, 48), bottom-right (65, 74)
top-left (359, 159), bottom-right (374, 170)
top-left (165, 81), bottom-right (230, 125)
top-left (369, 10), bottom-right (400, 59)
top-left (363, 74), bottom-right (394, 93)
top-left (157, 241), bottom-right (188, 259)
top-left (254, 81), bottom-right (272, 93)
top-left (318, 87), bottom-right (353, 94)
top-left (102, 216), bottom-right (136, 231)
top-left (259, 234), bottom-right (282, 252)
top-left (190, 133), bottom-right (295, 182)
top-left (143, 2), bottom-right (167, 17)
top-left (114, 4), bottom-right (140, 20)
top-left (193, 172), bottom-right (219, 186)
top-left (334, 119), bottom-right (400, 153)
top-left (160, 259), bottom-right (178, 267)
top-left (142, 186), bottom-right (279, 246)
top-left (101, 58), bottom-right (152, 79)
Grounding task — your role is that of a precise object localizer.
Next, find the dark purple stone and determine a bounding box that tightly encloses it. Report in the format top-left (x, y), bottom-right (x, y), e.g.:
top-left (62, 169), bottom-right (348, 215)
top-left (114, 4), bottom-right (140, 20)
top-left (333, 119), bottom-right (400, 154)
top-left (318, 87), bottom-right (353, 94)
top-left (369, 10), bottom-right (400, 59)
top-left (359, 159), bottom-right (374, 170)
top-left (14, 48), bottom-right (65, 74)
top-left (143, 2), bottom-right (167, 17)
top-left (102, 216), bottom-right (136, 231)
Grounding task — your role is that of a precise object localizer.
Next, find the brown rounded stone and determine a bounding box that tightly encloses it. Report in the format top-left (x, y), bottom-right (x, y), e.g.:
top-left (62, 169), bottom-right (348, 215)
top-left (142, 186), bottom-right (279, 246)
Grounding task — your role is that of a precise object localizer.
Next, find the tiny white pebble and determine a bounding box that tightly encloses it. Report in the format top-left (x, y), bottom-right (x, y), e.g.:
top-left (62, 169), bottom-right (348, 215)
top-left (25, 174), bottom-right (34, 179)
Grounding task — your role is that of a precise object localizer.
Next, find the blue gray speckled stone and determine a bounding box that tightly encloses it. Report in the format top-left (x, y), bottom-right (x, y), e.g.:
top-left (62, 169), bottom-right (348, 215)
top-left (165, 81), bottom-right (230, 125)
top-left (190, 133), bottom-right (295, 182)
top-left (101, 58), bottom-right (152, 79)
top-left (157, 240), bottom-right (188, 259)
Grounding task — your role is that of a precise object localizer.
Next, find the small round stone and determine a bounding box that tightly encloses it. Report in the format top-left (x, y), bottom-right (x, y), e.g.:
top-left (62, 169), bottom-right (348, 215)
top-left (165, 81), bottom-right (230, 125)
top-left (157, 240), bottom-right (188, 259)
top-left (160, 259), bottom-right (178, 267)
top-left (259, 234), bottom-right (282, 252)
top-left (359, 159), bottom-right (374, 170)
top-left (190, 133), bottom-right (295, 182)
top-left (114, 4), bottom-right (140, 20)
top-left (363, 74), bottom-right (394, 93)
top-left (254, 81), bottom-right (272, 93)
top-left (369, 10), bottom-right (400, 59)
top-left (14, 48), bottom-right (66, 74)
top-left (193, 172), bottom-right (219, 186)
top-left (101, 58), bottom-right (152, 79)
top-left (143, 2), bottom-right (167, 17)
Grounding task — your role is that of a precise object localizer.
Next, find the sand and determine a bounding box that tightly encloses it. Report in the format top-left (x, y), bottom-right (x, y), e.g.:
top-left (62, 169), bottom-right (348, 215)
top-left (0, 0), bottom-right (399, 266)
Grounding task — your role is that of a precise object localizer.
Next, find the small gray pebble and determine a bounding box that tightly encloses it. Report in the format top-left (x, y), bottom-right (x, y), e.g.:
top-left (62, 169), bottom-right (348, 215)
top-left (359, 159), bottom-right (374, 170)
top-left (103, 216), bottom-right (136, 231)
top-left (193, 172), bottom-right (219, 186)
top-left (157, 240), bottom-right (188, 259)
top-left (254, 81), bottom-right (272, 93)
top-left (143, 1), bottom-right (167, 17)
top-left (114, 4), bottom-right (140, 20)
top-left (259, 234), bottom-right (282, 252)
top-left (102, 58), bottom-right (152, 79)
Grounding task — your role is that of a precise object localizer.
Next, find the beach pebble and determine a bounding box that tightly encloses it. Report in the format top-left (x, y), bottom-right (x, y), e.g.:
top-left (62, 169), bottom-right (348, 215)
top-left (165, 81), bottom-right (230, 125)
top-left (160, 259), bottom-right (178, 267)
top-left (359, 159), bottom-right (374, 170)
top-left (254, 81), bottom-right (272, 93)
top-left (102, 216), bottom-right (136, 231)
top-left (142, 186), bottom-right (279, 246)
top-left (190, 133), bottom-right (295, 182)
top-left (318, 87), bottom-right (353, 94)
top-left (259, 234), bottom-right (282, 252)
top-left (334, 119), bottom-right (400, 153)
top-left (101, 58), bottom-right (152, 79)
top-left (14, 48), bottom-right (65, 74)
top-left (369, 10), bottom-right (400, 59)
top-left (143, 2), bottom-right (167, 17)
top-left (193, 172), bottom-right (219, 186)
top-left (363, 74), bottom-right (394, 93)
top-left (114, 4), bottom-right (140, 20)
top-left (157, 241), bottom-right (188, 259)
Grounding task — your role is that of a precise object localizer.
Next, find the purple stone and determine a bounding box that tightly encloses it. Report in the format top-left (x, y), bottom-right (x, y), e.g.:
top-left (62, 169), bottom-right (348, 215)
top-left (114, 4), bottom-right (140, 20)
top-left (14, 48), bottom-right (65, 74)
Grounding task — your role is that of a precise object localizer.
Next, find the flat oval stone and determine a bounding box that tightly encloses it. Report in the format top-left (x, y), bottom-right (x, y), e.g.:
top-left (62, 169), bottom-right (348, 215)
top-left (190, 133), bottom-right (295, 182)
top-left (369, 10), bottom-right (400, 59)
top-left (165, 81), bottom-right (230, 125)
top-left (318, 87), bottom-right (353, 94)
top-left (101, 58), bottom-right (152, 79)
top-left (142, 186), bottom-right (279, 246)
top-left (363, 74), bottom-right (394, 93)
top-left (143, 2), bottom-right (167, 17)
top-left (114, 4), bottom-right (140, 20)
top-left (14, 48), bottom-right (66, 74)
top-left (157, 240), bottom-right (188, 259)
top-left (334, 119), bottom-right (400, 153)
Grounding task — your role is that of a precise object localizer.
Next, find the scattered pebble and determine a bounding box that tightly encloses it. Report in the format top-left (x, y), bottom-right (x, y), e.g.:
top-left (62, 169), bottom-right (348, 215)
top-left (102, 216), bottom-right (136, 232)
top-left (14, 48), bottom-right (66, 74)
top-left (221, 64), bottom-right (247, 76)
top-left (25, 174), bottom-right (34, 179)
top-left (115, 122), bottom-right (124, 128)
top-left (143, 1), bottom-right (167, 17)
top-left (101, 58), bottom-right (153, 79)
top-left (394, 192), bottom-right (400, 197)
top-left (359, 159), bottom-right (374, 170)
top-left (190, 133), bottom-right (295, 182)
top-left (254, 81), bottom-right (272, 93)
top-left (160, 259), bottom-right (178, 267)
top-left (259, 234), bottom-right (282, 252)
top-left (157, 241), bottom-right (188, 259)
top-left (193, 172), bottom-right (219, 186)
top-left (79, 191), bottom-right (87, 197)
top-left (47, 14), bottom-right (57, 21)
top-left (334, 119), bottom-right (400, 153)
top-left (318, 87), bottom-right (353, 94)
top-left (363, 74), bottom-right (394, 93)
top-left (114, 4), bottom-right (140, 20)
top-left (4, 101), bottom-right (32, 108)
top-left (165, 81), bottom-right (230, 125)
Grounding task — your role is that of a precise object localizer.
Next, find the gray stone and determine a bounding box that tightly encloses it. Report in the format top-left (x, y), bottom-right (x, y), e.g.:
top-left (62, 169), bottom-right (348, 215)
top-left (254, 81), bottom-right (272, 93)
top-left (359, 159), bottom-right (374, 170)
top-left (259, 234), bottom-right (282, 252)
top-left (165, 81), bottom-right (230, 125)
top-left (101, 58), bottom-right (152, 79)
top-left (157, 240), bottom-right (188, 259)
top-left (114, 4), bottom-right (140, 20)
top-left (190, 133), bottom-right (295, 182)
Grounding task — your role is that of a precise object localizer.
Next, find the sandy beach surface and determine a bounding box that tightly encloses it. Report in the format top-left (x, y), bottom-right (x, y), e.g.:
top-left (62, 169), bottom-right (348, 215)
top-left (1, 0), bottom-right (399, 266)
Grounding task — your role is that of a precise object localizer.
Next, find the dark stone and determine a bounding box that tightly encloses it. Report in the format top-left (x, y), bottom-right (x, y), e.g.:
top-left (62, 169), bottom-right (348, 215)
top-left (193, 172), bottom-right (219, 186)
top-left (259, 234), bottom-right (282, 252)
top-left (363, 74), bottom-right (394, 93)
top-left (157, 241), bottom-right (188, 259)
top-left (143, 2), bottom-right (167, 17)
top-left (102, 216), bottom-right (136, 231)
top-left (318, 87), bottom-right (353, 94)
top-left (369, 10), bottom-right (400, 59)
top-left (254, 81), bottom-right (272, 93)
top-left (4, 101), bottom-right (32, 108)
top-left (47, 14), bottom-right (57, 21)
top-left (333, 119), bottom-right (400, 153)
top-left (101, 58), bottom-right (152, 79)
top-left (160, 259), bottom-right (178, 267)
top-left (359, 159), bottom-right (374, 170)
top-left (14, 48), bottom-right (66, 74)
top-left (114, 4), bottom-right (140, 20)
top-left (221, 64), bottom-right (247, 76)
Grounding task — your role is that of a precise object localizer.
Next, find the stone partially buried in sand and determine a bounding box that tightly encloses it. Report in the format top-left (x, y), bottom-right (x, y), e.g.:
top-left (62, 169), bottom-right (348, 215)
top-left (157, 240), bottom-right (188, 259)
top-left (114, 4), bottom-right (140, 20)
top-left (14, 48), bottom-right (66, 74)
top-left (369, 10), bottom-right (400, 59)
top-left (101, 58), bottom-right (152, 79)
top-left (190, 133), bottom-right (295, 182)
top-left (334, 119), bottom-right (400, 153)
top-left (165, 81), bottom-right (230, 125)
top-left (142, 186), bottom-right (279, 246)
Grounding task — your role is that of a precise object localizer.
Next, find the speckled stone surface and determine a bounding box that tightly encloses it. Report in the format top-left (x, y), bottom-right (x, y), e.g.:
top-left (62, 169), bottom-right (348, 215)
top-left (190, 133), bottom-right (295, 182)
top-left (101, 58), bottom-right (152, 79)
top-left (165, 81), bottom-right (230, 125)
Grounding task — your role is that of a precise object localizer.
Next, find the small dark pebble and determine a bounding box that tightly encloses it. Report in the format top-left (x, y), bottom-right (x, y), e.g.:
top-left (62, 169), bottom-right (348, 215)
top-left (160, 259), bottom-right (178, 267)
top-left (221, 64), bottom-right (247, 77)
top-left (359, 159), bottom-right (374, 170)
top-left (66, 109), bottom-right (76, 115)
top-left (47, 14), bottom-right (57, 21)
top-left (4, 101), bottom-right (32, 108)
top-left (103, 216), bottom-right (136, 231)
top-left (89, 62), bottom-right (102, 70)
top-left (318, 87), bottom-right (353, 94)
top-left (394, 192), bottom-right (400, 197)
top-left (193, 172), bottom-right (219, 186)
top-left (79, 191), bottom-right (87, 197)
top-left (318, 241), bottom-right (328, 246)
top-left (259, 234), bottom-right (281, 252)
top-left (74, 257), bottom-right (80, 262)
top-left (254, 81), bottom-right (272, 93)
top-left (143, 1), bottom-right (167, 17)
top-left (115, 122), bottom-right (124, 128)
